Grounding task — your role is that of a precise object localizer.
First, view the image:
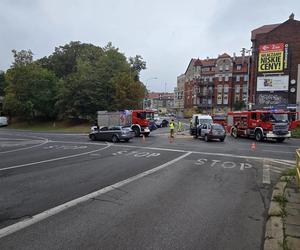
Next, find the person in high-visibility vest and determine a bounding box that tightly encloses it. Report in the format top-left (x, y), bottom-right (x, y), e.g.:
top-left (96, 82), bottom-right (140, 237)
top-left (169, 119), bottom-right (175, 138)
top-left (177, 121), bottom-right (183, 132)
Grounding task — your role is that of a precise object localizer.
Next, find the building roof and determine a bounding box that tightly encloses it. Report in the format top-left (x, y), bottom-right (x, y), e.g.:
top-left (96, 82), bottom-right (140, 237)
top-left (234, 56), bottom-right (250, 64)
top-left (251, 24), bottom-right (280, 40)
top-left (218, 53), bottom-right (231, 59)
top-left (201, 58), bottom-right (216, 67)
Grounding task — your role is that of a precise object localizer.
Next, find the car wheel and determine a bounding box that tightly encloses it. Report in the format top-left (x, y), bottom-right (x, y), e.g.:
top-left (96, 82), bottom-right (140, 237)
top-left (144, 132), bottom-right (150, 137)
top-left (133, 127), bottom-right (140, 137)
top-left (111, 135), bottom-right (119, 143)
top-left (276, 138), bottom-right (285, 143)
top-left (90, 134), bottom-right (96, 141)
top-left (124, 139), bottom-right (130, 142)
top-left (204, 134), bottom-right (209, 142)
top-left (220, 137), bottom-right (225, 142)
top-left (255, 130), bottom-right (263, 142)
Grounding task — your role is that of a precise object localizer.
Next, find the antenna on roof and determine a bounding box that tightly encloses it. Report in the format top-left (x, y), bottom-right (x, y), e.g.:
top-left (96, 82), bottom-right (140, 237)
top-left (289, 13), bottom-right (294, 20)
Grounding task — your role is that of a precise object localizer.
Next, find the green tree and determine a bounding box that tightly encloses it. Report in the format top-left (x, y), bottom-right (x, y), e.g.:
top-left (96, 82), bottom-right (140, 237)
top-left (38, 41), bottom-right (104, 78)
top-left (4, 60), bottom-right (59, 120)
top-left (0, 70), bottom-right (6, 96)
top-left (129, 55), bottom-right (146, 81)
top-left (113, 73), bottom-right (145, 110)
top-left (11, 49), bottom-right (33, 68)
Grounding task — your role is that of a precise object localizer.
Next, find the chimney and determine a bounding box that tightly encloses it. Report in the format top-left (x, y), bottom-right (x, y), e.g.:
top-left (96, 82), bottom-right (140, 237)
top-left (289, 13), bottom-right (294, 20)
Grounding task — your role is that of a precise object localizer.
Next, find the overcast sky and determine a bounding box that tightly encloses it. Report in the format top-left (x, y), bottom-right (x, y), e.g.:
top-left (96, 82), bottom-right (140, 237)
top-left (1, 0), bottom-right (299, 92)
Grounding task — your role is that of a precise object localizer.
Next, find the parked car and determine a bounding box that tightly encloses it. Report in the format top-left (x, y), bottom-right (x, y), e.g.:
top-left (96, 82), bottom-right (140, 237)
top-left (194, 123), bottom-right (226, 142)
top-left (149, 121), bottom-right (158, 131)
top-left (89, 126), bottom-right (134, 142)
top-left (0, 116), bottom-right (8, 127)
top-left (154, 116), bottom-right (169, 128)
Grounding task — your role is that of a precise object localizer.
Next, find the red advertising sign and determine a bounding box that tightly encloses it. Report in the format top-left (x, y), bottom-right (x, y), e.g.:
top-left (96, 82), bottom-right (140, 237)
top-left (259, 43), bottom-right (284, 52)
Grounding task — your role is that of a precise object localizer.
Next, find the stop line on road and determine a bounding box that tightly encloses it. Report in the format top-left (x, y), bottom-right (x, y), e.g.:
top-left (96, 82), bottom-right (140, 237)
top-left (195, 158), bottom-right (252, 170)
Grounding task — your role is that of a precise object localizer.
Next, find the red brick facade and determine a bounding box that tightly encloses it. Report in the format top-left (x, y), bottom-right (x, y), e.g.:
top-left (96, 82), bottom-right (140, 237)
top-left (250, 16), bottom-right (300, 111)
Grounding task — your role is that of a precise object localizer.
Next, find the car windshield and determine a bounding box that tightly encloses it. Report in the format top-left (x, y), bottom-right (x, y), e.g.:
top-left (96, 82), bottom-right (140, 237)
top-left (262, 113), bottom-right (288, 122)
top-left (200, 119), bottom-right (213, 124)
top-left (212, 124), bottom-right (224, 130)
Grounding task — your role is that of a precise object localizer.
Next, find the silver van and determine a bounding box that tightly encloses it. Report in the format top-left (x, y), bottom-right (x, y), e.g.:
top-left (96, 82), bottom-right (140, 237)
top-left (190, 114), bottom-right (213, 136)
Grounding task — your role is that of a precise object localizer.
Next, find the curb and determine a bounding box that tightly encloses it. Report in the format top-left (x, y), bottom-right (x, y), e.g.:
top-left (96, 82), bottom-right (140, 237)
top-left (264, 181), bottom-right (287, 250)
top-left (264, 176), bottom-right (300, 250)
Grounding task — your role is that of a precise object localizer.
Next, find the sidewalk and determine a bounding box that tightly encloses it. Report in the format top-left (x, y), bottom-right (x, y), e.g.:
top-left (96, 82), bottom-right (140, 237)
top-left (264, 176), bottom-right (300, 250)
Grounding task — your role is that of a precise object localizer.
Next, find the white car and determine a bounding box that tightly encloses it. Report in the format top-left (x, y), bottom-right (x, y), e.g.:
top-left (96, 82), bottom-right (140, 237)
top-left (0, 116), bottom-right (8, 127)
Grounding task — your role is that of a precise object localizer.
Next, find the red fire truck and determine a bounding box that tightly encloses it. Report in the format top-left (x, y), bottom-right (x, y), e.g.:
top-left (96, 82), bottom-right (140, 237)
top-left (288, 111), bottom-right (300, 130)
top-left (227, 110), bottom-right (291, 142)
top-left (97, 110), bottom-right (153, 137)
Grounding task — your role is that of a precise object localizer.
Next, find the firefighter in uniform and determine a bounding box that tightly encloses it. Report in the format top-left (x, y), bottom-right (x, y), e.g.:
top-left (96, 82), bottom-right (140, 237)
top-left (169, 119), bottom-right (175, 138)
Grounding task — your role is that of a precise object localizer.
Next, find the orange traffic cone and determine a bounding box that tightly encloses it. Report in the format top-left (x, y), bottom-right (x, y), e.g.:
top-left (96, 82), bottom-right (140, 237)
top-left (142, 134), bottom-right (145, 143)
top-left (251, 142), bottom-right (256, 151)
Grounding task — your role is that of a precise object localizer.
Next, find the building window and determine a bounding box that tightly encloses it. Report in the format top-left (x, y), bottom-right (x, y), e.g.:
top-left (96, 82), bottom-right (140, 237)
top-left (218, 85), bottom-right (223, 93)
top-left (217, 94), bottom-right (222, 104)
top-left (244, 75), bottom-right (248, 81)
top-left (237, 65), bottom-right (242, 70)
top-left (209, 77), bottom-right (213, 82)
top-left (236, 75), bottom-right (240, 82)
top-left (224, 84), bottom-right (229, 93)
top-left (219, 75), bottom-right (222, 81)
top-left (243, 84), bottom-right (247, 93)
top-left (225, 65), bottom-right (229, 71)
top-left (219, 66), bottom-right (223, 71)
top-left (235, 95), bottom-right (240, 102)
top-left (225, 75), bottom-right (229, 82)
top-left (223, 94), bottom-right (228, 105)
top-left (235, 85), bottom-right (240, 93)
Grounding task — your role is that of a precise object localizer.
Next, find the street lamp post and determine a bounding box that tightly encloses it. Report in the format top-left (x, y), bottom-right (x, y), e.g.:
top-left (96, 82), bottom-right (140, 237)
top-left (143, 77), bottom-right (158, 109)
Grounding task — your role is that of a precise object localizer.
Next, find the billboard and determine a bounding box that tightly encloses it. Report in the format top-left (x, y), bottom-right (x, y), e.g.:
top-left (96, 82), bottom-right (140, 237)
top-left (258, 43), bottom-right (284, 72)
top-left (257, 75), bottom-right (289, 91)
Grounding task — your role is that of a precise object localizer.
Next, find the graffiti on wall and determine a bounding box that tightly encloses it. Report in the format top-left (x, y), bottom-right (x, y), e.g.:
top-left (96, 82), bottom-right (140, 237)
top-left (257, 94), bottom-right (288, 105)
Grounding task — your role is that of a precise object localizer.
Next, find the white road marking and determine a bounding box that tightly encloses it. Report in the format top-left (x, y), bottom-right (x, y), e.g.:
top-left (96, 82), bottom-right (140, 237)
top-left (0, 138), bottom-right (43, 141)
top-left (270, 169), bottom-right (283, 174)
top-left (0, 138), bottom-right (49, 154)
top-left (0, 144), bottom-right (112, 172)
top-left (0, 152), bottom-right (192, 239)
top-left (262, 150), bottom-right (294, 154)
top-left (262, 163), bottom-right (271, 184)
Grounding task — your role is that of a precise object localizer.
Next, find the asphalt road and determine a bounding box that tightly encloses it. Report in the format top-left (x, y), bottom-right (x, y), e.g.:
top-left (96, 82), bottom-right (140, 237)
top-left (0, 127), bottom-right (298, 249)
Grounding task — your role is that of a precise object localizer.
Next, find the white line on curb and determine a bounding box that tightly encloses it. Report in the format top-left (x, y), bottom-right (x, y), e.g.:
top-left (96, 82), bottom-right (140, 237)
top-left (0, 151), bottom-right (192, 239)
top-left (263, 164), bottom-right (271, 184)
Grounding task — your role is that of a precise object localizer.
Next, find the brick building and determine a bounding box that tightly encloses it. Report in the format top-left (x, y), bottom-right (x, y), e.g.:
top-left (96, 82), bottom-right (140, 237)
top-left (146, 92), bottom-right (175, 113)
top-left (250, 14), bottom-right (300, 112)
top-left (177, 53), bottom-right (249, 113)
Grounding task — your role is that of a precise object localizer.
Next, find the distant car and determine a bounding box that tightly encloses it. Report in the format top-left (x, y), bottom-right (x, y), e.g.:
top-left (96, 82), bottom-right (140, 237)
top-left (154, 116), bottom-right (169, 127)
top-left (0, 116), bottom-right (8, 127)
top-left (194, 123), bottom-right (226, 142)
top-left (149, 121), bottom-right (158, 131)
top-left (89, 126), bottom-right (134, 142)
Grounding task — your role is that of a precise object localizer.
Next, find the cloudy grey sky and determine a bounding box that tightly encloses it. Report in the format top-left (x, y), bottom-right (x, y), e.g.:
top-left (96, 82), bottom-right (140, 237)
top-left (1, 0), bottom-right (299, 92)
